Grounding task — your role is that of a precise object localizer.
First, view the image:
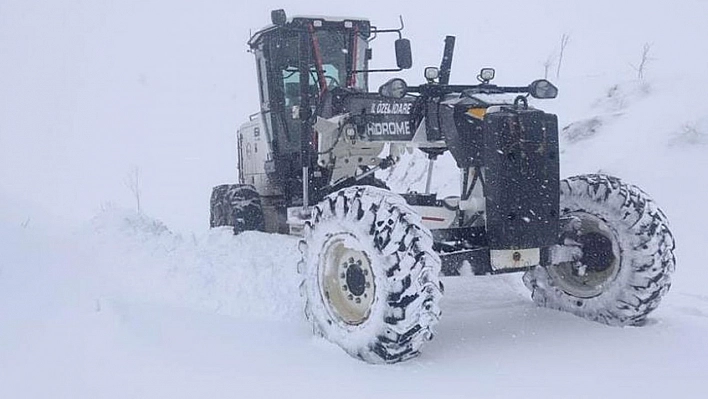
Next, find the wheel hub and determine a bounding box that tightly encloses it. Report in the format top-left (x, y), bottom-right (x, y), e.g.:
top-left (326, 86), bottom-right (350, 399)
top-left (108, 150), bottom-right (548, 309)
top-left (577, 232), bottom-right (615, 273)
top-left (320, 235), bottom-right (375, 325)
top-left (548, 212), bottom-right (621, 298)
top-left (345, 260), bottom-right (367, 296)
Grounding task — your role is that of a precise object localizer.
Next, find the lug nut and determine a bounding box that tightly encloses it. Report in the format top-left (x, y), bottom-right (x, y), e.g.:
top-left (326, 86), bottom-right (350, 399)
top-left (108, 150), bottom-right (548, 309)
top-left (342, 285), bottom-right (348, 292)
top-left (348, 294), bottom-right (353, 301)
top-left (355, 297), bottom-right (361, 304)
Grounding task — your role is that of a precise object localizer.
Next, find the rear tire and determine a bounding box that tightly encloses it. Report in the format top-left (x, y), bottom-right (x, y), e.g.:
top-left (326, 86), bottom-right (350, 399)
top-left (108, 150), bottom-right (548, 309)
top-left (299, 186), bottom-right (442, 363)
top-left (210, 184), bottom-right (265, 234)
top-left (523, 174), bottom-right (676, 326)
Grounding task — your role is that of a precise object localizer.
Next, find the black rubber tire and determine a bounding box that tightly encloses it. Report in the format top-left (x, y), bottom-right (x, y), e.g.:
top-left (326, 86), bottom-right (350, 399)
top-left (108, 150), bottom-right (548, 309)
top-left (210, 184), bottom-right (265, 234)
top-left (299, 186), bottom-right (443, 363)
top-left (358, 175), bottom-right (389, 190)
top-left (523, 174), bottom-right (676, 326)
top-left (324, 175), bottom-right (389, 198)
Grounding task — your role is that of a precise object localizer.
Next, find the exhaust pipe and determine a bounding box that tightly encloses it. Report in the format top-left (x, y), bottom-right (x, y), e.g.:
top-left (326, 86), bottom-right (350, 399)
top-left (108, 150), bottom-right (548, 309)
top-left (439, 36), bottom-right (455, 85)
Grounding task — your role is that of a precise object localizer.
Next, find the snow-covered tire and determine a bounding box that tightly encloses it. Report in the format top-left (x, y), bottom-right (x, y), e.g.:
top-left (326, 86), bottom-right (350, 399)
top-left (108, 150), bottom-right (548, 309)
top-left (523, 174), bottom-right (676, 326)
top-left (298, 186), bottom-right (442, 363)
top-left (209, 184), bottom-right (265, 234)
top-left (325, 175), bottom-right (389, 197)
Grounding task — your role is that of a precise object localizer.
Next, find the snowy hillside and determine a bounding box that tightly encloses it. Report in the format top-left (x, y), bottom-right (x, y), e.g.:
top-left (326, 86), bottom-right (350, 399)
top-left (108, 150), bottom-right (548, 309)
top-left (2, 0), bottom-right (708, 398)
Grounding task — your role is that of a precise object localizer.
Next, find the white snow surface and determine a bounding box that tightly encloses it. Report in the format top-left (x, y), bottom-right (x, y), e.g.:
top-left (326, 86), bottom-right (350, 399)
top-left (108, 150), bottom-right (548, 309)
top-left (2, 1), bottom-right (708, 398)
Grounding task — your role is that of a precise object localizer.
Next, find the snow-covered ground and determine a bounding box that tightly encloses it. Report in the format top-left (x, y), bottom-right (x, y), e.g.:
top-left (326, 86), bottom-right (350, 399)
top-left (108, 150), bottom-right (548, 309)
top-left (2, 1), bottom-right (708, 398)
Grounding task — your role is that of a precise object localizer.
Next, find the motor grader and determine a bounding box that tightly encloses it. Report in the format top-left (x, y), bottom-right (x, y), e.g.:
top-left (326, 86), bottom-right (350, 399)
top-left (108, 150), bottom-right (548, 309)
top-left (210, 9), bottom-right (676, 363)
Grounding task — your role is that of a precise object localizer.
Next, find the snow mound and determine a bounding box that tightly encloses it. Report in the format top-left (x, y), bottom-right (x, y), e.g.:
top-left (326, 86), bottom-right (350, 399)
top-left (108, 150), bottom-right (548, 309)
top-left (82, 207), bottom-right (303, 321)
top-left (562, 80), bottom-right (652, 144)
top-left (591, 81), bottom-right (652, 114)
top-left (379, 148), bottom-right (460, 197)
top-left (669, 117), bottom-right (708, 148)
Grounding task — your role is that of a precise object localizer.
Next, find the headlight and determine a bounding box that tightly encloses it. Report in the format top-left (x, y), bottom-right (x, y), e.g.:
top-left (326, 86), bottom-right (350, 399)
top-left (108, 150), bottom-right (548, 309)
top-left (378, 78), bottom-right (408, 98)
top-left (343, 124), bottom-right (357, 141)
top-left (528, 79), bottom-right (558, 99)
top-left (424, 67), bottom-right (440, 82)
top-left (479, 68), bottom-right (495, 82)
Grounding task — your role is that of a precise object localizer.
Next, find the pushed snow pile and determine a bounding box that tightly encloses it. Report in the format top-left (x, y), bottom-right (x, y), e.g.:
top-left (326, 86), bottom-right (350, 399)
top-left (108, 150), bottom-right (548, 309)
top-left (82, 208), bottom-right (303, 320)
top-left (379, 148), bottom-right (460, 197)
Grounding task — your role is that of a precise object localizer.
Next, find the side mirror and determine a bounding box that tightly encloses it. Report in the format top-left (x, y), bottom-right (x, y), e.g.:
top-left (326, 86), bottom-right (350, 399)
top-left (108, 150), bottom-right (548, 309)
top-left (395, 39), bottom-right (412, 70)
top-left (528, 79), bottom-right (558, 99)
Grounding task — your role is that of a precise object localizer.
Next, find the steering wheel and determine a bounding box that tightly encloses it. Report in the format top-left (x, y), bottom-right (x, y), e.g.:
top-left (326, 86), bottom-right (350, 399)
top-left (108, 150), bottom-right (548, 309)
top-left (324, 75), bottom-right (340, 88)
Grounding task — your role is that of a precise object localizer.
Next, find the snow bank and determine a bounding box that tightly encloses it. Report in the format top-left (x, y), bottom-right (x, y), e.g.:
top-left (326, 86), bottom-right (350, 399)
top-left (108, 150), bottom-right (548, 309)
top-left (2, 1), bottom-right (708, 397)
top-left (81, 207), bottom-right (303, 320)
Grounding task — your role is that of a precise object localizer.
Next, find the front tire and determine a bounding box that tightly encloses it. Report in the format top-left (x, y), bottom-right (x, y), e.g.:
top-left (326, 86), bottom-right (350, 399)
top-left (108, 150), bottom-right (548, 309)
top-left (299, 186), bottom-right (442, 363)
top-left (523, 174), bottom-right (676, 326)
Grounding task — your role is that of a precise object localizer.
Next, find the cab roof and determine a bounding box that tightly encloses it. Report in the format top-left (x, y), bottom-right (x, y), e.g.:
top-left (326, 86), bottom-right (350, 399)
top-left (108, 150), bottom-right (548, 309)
top-left (248, 15), bottom-right (372, 49)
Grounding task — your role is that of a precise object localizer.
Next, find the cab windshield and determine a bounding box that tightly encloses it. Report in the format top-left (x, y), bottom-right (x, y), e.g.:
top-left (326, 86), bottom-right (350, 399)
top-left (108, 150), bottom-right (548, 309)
top-left (277, 30), bottom-right (367, 108)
